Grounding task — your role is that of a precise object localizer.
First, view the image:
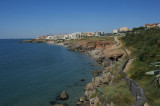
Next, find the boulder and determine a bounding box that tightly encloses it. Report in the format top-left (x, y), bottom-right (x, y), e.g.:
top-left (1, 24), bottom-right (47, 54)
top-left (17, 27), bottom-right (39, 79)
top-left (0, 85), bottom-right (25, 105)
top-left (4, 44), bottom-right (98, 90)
top-left (92, 70), bottom-right (101, 76)
top-left (80, 79), bottom-right (85, 81)
top-left (79, 96), bottom-right (85, 102)
top-left (76, 101), bottom-right (82, 105)
top-left (83, 101), bottom-right (90, 106)
top-left (94, 76), bottom-right (102, 86)
top-left (59, 90), bottom-right (69, 100)
top-left (102, 61), bottom-right (111, 67)
top-left (90, 97), bottom-right (99, 106)
top-left (85, 83), bottom-right (93, 91)
top-left (102, 72), bottom-right (112, 84)
top-left (84, 96), bottom-right (89, 101)
top-left (95, 51), bottom-right (100, 55)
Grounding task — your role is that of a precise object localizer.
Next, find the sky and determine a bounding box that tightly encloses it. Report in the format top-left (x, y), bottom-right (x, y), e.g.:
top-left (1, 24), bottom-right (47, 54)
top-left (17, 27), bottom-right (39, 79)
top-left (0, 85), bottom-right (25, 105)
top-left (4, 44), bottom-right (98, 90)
top-left (0, 0), bottom-right (160, 39)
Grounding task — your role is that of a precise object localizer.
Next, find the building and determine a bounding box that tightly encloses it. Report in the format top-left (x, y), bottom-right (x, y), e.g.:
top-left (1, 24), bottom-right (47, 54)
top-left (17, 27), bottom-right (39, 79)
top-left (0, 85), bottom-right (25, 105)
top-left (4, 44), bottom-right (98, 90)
top-left (46, 35), bottom-right (55, 39)
top-left (157, 23), bottom-right (160, 28)
top-left (81, 32), bottom-right (88, 37)
top-left (119, 27), bottom-right (129, 32)
top-left (87, 32), bottom-right (93, 36)
top-left (112, 29), bottom-right (118, 34)
top-left (100, 31), bottom-right (105, 36)
top-left (36, 36), bottom-right (46, 39)
top-left (145, 23), bottom-right (157, 28)
top-left (95, 32), bottom-right (101, 36)
top-left (68, 32), bottom-right (82, 39)
top-left (95, 32), bottom-right (105, 36)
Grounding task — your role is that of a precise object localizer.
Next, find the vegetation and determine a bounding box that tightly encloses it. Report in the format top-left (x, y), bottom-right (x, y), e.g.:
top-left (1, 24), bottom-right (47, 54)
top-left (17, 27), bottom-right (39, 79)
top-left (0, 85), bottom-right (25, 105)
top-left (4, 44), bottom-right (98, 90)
top-left (99, 60), bottom-right (135, 106)
top-left (122, 27), bottom-right (160, 105)
top-left (99, 81), bottom-right (135, 106)
top-left (66, 36), bottom-right (114, 43)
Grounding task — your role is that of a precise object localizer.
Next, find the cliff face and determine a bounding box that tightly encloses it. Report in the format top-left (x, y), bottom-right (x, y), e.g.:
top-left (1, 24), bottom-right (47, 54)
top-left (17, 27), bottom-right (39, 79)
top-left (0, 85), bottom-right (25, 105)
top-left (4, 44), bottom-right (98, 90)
top-left (65, 40), bottom-right (126, 68)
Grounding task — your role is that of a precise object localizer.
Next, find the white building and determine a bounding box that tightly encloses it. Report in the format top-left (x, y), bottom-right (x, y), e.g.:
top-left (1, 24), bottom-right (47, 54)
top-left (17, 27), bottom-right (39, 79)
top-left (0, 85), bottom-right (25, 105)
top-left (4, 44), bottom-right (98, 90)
top-left (95, 32), bottom-right (104, 36)
top-left (61, 34), bottom-right (69, 39)
top-left (112, 29), bottom-right (118, 34)
top-left (68, 32), bottom-right (81, 39)
top-left (119, 27), bottom-right (129, 32)
top-left (46, 35), bottom-right (55, 39)
top-left (95, 32), bottom-right (101, 36)
top-left (157, 23), bottom-right (160, 28)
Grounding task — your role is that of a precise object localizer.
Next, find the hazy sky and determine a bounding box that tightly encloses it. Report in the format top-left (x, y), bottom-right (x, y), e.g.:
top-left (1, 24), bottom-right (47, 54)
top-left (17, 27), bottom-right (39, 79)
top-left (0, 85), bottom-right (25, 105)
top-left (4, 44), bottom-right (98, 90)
top-left (0, 0), bottom-right (160, 39)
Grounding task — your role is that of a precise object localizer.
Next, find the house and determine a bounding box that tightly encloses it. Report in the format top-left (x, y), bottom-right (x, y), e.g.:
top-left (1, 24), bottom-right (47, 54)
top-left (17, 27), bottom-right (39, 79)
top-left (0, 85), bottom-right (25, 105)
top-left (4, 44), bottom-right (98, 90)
top-left (112, 29), bottom-right (118, 34)
top-left (145, 23), bottom-right (157, 28)
top-left (46, 35), bottom-right (55, 39)
top-left (95, 32), bottom-right (101, 36)
top-left (36, 36), bottom-right (46, 39)
top-left (157, 23), bottom-right (160, 28)
top-left (119, 27), bottom-right (129, 32)
top-left (81, 32), bottom-right (88, 37)
top-left (68, 32), bottom-right (81, 39)
top-left (87, 32), bottom-right (93, 36)
top-left (95, 32), bottom-right (105, 36)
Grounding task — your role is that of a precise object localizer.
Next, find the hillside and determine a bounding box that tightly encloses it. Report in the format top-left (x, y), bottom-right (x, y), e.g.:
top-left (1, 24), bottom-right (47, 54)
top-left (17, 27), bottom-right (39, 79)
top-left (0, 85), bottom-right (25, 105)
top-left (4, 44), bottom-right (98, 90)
top-left (122, 27), bottom-right (160, 105)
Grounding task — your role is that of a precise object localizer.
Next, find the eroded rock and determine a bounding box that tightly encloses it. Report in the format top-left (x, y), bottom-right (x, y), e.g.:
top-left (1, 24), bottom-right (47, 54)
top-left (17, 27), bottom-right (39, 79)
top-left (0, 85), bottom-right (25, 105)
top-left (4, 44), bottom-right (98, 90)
top-left (59, 90), bottom-right (69, 100)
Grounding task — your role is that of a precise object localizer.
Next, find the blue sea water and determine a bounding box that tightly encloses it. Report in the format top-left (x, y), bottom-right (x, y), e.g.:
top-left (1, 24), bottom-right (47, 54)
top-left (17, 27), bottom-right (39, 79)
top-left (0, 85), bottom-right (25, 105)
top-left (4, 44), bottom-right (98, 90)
top-left (0, 39), bottom-right (101, 106)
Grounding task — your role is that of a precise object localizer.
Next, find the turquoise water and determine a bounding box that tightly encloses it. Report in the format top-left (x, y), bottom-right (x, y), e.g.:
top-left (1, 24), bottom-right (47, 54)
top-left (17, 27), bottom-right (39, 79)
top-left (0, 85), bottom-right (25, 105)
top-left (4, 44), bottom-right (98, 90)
top-left (0, 39), bottom-right (101, 106)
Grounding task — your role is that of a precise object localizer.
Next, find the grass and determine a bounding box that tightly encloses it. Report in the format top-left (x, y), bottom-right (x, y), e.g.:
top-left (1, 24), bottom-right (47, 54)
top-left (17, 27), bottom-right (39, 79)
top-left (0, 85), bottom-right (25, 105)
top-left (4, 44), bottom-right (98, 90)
top-left (97, 59), bottom-right (135, 106)
top-left (90, 90), bottom-right (99, 98)
top-left (99, 81), bottom-right (135, 106)
top-left (66, 36), bottom-right (114, 43)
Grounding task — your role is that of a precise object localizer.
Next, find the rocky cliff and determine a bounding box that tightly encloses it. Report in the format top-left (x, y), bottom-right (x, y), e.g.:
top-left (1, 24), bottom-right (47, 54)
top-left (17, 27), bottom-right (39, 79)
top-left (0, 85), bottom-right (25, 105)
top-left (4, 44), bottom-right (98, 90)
top-left (61, 38), bottom-right (128, 106)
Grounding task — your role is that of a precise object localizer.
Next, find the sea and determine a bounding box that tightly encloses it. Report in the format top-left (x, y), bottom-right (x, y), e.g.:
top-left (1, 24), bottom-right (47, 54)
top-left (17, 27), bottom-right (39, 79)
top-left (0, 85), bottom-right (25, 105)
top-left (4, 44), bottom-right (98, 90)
top-left (0, 39), bottom-right (102, 106)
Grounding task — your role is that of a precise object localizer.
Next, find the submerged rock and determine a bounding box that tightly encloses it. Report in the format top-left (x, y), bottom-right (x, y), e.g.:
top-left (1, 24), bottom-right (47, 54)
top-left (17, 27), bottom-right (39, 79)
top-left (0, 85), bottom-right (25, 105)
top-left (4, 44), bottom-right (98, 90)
top-left (80, 78), bottom-right (85, 81)
top-left (54, 103), bottom-right (68, 106)
top-left (59, 90), bottom-right (69, 100)
top-left (92, 70), bottom-right (101, 76)
top-left (54, 104), bottom-right (64, 106)
top-left (90, 64), bottom-right (94, 66)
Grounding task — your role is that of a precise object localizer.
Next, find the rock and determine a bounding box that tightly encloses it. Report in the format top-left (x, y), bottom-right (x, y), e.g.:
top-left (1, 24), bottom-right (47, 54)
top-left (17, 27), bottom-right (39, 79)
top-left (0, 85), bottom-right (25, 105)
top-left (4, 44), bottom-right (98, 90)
top-left (90, 64), bottom-right (94, 66)
top-left (80, 79), bottom-right (85, 81)
top-left (54, 104), bottom-right (65, 106)
top-left (85, 90), bottom-right (96, 98)
top-left (83, 101), bottom-right (90, 106)
top-left (85, 83), bottom-right (93, 91)
top-left (84, 96), bottom-right (89, 101)
top-left (79, 96), bottom-right (85, 102)
top-left (94, 76), bottom-right (102, 86)
top-left (96, 56), bottom-right (111, 67)
top-left (59, 90), bottom-right (69, 100)
top-left (95, 51), bottom-right (100, 55)
top-left (102, 72), bottom-right (112, 84)
top-left (92, 70), bottom-right (101, 76)
top-left (102, 61), bottom-right (111, 67)
top-left (76, 101), bottom-right (82, 105)
top-left (90, 97), bottom-right (99, 106)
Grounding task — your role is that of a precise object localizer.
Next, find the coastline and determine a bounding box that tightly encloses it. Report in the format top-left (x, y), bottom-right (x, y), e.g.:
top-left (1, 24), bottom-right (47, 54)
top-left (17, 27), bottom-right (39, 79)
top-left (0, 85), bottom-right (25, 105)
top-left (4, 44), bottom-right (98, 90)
top-left (20, 37), bottom-right (133, 106)
top-left (44, 38), bottom-right (127, 106)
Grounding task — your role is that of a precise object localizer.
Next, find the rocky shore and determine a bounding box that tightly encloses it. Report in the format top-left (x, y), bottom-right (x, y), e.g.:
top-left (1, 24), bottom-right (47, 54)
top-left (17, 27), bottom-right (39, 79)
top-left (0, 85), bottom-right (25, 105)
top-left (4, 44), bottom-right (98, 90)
top-left (59, 38), bottom-right (127, 106)
top-left (20, 37), bottom-right (128, 106)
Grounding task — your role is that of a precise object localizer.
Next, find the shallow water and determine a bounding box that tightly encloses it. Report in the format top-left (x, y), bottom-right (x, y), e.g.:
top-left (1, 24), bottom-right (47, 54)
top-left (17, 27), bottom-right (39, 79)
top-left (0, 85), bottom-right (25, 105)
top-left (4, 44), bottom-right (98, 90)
top-left (0, 39), bottom-right (101, 106)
